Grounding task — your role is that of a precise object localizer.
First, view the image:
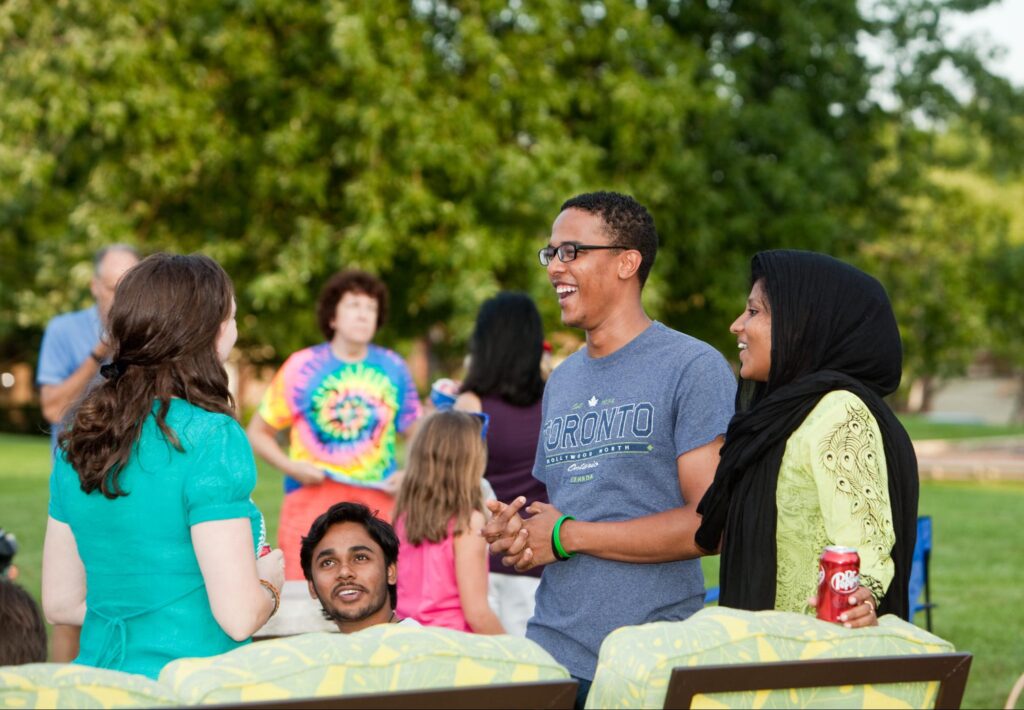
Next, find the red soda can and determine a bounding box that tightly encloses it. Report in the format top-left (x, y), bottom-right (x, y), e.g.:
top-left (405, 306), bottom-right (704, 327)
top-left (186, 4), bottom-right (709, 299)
top-left (817, 545), bottom-right (860, 622)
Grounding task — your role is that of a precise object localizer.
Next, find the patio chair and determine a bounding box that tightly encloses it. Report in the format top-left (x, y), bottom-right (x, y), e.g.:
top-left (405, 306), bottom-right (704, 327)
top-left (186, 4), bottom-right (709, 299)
top-left (586, 606), bottom-right (965, 709)
top-left (163, 626), bottom-right (574, 707)
top-left (910, 514), bottom-right (936, 631)
top-left (200, 680), bottom-right (578, 709)
top-left (663, 653), bottom-right (972, 709)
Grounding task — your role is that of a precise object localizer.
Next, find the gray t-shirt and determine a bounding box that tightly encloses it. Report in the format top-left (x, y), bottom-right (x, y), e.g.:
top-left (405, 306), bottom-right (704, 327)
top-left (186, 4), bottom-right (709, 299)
top-left (526, 322), bottom-right (735, 680)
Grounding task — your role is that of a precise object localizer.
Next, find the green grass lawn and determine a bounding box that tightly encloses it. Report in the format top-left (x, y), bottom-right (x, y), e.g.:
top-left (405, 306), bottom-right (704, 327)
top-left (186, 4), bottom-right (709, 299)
top-left (898, 414), bottom-right (1024, 441)
top-left (2, 431), bottom-right (1021, 708)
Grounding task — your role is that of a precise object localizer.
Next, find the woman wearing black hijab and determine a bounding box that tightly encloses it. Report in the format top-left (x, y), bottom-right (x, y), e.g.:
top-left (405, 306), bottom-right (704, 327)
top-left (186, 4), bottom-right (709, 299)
top-left (696, 250), bottom-right (919, 626)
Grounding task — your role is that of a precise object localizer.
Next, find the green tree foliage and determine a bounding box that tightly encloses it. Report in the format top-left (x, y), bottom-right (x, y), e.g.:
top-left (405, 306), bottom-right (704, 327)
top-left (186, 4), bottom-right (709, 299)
top-left (1, 0), bottom-right (705, 360)
top-left (1, 0), bottom-right (1020, 385)
top-left (858, 176), bottom-right (1000, 410)
top-left (882, 134), bottom-right (1024, 411)
top-left (647, 0), bottom-right (885, 339)
top-left (986, 242), bottom-right (1024, 421)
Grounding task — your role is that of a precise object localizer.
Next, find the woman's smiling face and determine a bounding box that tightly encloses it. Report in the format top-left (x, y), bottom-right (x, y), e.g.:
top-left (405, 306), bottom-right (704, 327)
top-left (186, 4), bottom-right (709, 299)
top-left (730, 278), bottom-right (772, 383)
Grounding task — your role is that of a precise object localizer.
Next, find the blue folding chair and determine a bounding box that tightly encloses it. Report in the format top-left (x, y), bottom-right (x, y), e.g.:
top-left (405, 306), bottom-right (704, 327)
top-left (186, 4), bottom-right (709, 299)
top-left (908, 515), bottom-right (935, 631)
top-left (704, 515), bottom-right (935, 626)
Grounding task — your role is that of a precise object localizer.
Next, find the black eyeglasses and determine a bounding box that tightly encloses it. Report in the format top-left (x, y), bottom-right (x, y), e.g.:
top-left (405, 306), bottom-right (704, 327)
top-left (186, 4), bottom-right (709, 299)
top-left (538, 243), bottom-right (625, 266)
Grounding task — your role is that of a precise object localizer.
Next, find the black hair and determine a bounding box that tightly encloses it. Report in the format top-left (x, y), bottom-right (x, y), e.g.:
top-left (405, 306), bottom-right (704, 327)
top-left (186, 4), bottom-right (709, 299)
top-left (560, 191), bottom-right (658, 287)
top-left (459, 292), bottom-right (545, 407)
top-left (0, 578), bottom-right (46, 665)
top-left (300, 502), bottom-right (399, 609)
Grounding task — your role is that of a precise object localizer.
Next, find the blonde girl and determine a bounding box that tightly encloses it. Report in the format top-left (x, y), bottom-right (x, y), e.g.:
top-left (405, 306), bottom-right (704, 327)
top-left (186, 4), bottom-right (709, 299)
top-left (393, 411), bottom-right (504, 634)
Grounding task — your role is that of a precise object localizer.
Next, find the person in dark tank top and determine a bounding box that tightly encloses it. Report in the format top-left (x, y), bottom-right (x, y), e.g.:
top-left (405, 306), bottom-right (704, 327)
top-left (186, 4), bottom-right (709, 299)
top-left (455, 291), bottom-right (548, 636)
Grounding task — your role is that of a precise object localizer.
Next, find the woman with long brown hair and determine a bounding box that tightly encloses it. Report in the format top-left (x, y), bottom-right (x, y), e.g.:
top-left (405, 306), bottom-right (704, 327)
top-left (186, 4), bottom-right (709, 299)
top-left (41, 253), bottom-right (284, 679)
top-left (453, 292), bottom-right (548, 636)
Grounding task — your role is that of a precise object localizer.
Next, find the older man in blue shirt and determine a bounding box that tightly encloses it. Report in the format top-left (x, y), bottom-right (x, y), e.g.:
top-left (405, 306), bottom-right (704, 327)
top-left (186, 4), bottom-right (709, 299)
top-left (35, 243), bottom-right (138, 662)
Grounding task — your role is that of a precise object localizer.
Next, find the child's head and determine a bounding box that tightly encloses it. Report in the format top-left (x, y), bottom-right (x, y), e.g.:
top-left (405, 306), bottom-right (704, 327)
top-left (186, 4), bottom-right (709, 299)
top-left (0, 578), bottom-right (46, 665)
top-left (395, 411), bottom-right (487, 545)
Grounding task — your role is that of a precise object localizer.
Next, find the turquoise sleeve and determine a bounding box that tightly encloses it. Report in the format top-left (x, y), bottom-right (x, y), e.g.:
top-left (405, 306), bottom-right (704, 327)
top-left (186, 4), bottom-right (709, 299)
top-left (184, 419), bottom-right (258, 526)
top-left (48, 456), bottom-right (69, 523)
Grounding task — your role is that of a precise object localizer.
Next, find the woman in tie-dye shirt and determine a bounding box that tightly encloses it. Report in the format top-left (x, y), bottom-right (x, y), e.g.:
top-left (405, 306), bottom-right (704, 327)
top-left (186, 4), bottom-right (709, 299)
top-left (248, 270), bottom-right (421, 580)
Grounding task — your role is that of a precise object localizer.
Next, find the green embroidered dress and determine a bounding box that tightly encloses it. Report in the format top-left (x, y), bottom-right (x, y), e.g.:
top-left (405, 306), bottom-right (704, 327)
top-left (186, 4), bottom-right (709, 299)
top-left (775, 390), bottom-right (895, 613)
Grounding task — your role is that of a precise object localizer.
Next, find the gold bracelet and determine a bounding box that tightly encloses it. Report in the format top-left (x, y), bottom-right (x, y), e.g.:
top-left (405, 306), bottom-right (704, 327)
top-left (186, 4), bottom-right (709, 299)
top-left (259, 579), bottom-right (280, 618)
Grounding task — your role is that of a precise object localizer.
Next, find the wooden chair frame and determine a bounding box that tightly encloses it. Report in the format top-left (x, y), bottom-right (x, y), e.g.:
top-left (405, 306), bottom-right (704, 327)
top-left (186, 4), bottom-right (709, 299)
top-left (200, 679), bottom-right (578, 709)
top-left (663, 653), bottom-right (972, 710)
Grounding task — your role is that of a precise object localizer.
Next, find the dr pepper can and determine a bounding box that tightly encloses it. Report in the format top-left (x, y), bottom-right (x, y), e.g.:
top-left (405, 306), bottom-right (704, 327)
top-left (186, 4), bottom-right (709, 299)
top-left (817, 545), bottom-right (860, 622)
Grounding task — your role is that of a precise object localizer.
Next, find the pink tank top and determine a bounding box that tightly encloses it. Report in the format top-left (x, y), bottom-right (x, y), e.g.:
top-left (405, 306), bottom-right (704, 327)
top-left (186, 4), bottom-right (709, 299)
top-left (394, 516), bottom-right (471, 632)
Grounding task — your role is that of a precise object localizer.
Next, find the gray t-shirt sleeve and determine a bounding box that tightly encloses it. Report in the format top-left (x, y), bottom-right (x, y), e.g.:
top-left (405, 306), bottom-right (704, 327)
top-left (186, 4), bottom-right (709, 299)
top-left (672, 349), bottom-right (736, 458)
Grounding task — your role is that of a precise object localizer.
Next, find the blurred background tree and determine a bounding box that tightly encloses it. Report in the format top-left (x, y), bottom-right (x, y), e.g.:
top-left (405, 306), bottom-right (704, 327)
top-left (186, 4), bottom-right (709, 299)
top-left (984, 240), bottom-right (1024, 422)
top-left (1, 0), bottom-right (1021, 406)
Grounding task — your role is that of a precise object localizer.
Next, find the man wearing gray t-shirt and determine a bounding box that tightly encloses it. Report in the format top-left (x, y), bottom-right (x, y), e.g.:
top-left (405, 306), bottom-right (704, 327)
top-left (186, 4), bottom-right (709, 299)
top-left (484, 192), bottom-right (735, 707)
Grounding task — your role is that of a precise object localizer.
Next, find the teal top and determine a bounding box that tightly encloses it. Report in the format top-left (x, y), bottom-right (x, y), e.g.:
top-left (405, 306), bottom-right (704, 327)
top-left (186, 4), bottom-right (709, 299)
top-left (49, 399), bottom-right (267, 679)
top-left (775, 390), bottom-right (896, 614)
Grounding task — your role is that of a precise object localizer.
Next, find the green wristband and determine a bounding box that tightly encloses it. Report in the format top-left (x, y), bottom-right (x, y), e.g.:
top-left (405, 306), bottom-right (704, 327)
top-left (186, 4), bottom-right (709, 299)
top-left (552, 515), bottom-right (576, 560)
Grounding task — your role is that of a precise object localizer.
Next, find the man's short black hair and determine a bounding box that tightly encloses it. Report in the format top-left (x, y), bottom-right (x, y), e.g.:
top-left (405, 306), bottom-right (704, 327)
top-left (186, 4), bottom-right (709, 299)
top-left (560, 191), bottom-right (658, 287)
top-left (300, 502), bottom-right (399, 608)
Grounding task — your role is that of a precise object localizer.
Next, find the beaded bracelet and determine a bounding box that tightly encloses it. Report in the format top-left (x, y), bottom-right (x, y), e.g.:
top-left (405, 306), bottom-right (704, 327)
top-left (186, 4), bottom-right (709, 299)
top-left (259, 579), bottom-right (280, 618)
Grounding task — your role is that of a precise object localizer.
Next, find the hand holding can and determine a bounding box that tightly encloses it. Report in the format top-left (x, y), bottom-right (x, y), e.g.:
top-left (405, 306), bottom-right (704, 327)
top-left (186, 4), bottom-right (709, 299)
top-left (817, 546), bottom-right (860, 623)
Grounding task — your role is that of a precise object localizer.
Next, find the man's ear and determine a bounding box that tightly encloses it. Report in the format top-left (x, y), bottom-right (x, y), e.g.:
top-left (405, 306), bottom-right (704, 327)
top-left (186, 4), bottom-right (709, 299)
top-left (387, 562), bottom-right (397, 586)
top-left (617, 250), bottom-right (642, 281)
top-left (307, 579), bottom-right (318, 600)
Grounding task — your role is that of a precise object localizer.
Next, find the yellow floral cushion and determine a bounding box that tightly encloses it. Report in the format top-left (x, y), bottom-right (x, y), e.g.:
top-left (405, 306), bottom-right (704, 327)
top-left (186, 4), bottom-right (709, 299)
top-left (587, 607), bottom-right (955, 709)
top-left (0, 663), bottom-right (176, 708)
top-left (160, 625), bottom-right (570, 704)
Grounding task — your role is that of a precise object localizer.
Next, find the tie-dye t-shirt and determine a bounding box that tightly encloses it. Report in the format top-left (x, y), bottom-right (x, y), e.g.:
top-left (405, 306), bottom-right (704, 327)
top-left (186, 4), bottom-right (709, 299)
top-left (257, 343), bottom-right (421, 493)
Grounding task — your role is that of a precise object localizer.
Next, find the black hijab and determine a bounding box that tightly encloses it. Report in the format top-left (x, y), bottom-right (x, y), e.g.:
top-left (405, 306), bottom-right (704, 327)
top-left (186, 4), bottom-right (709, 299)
top-left (696, 250), bottom-right (919, 619)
